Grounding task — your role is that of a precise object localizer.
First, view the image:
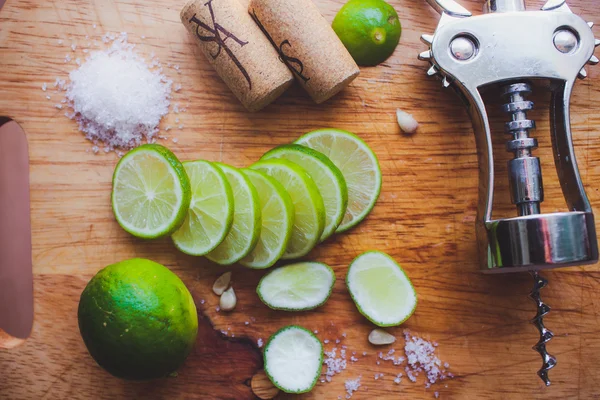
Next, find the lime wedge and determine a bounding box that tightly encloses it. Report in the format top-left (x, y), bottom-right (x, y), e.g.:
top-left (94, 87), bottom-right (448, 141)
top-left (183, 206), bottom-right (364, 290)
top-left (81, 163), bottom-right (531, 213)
top-left (346, 251), bottom-right (417, 327)
top-left (250, 160), bottom-right (325, 259)
top-left (205, 164), bottom-right (261, 265)
top-left (171, 160), bottom-right (234, 256)
top-left (257, 262), bottom-right (335, 311)
top-left (261, 144), bottom-right (348, 242)
top-left (264, 326), bottom-right (323, 394)
top-left (111, 144), bottom-right (191, 239)
top-left (295, 129), bottom-right (382, 232)
top-left (239, 169), bottom-right (294, 269)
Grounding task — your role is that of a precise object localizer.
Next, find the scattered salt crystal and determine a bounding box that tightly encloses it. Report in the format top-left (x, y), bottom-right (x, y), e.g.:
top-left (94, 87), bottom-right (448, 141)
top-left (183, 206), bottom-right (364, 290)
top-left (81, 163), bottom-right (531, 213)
top-left (42, 83), bottom-right (47, 91)
top-left (342, 333), bottom-right (347, 338)
top-left (374, 373), bottom-right (384, 380)
top-left (71, 43), bottom-right (77, 51)
top-left (141, 35), bottom-right (146, 39)
top-left (200, 299), bottom-right (205, 304)
top-left (55, 104), bottom-right (63, 109)
top-left (175, 117), bottom-right (179, 123)
top-left (92, 145), bottom-right (99, 154)
top-left (323, 347), bottom-right (347, 382)
top-left (46, 95), bottom-right (51, 100)
top-left (165, 126), bottom-right (171, 131)
top-left (76, 58), bottom-right (82, 66)
top-left (174, 83), bottom-right (182, 92)
top-left (174, 64), bottom-right (180, 70)
top-left (350, 356), bottom-right (358, 362)
top-left (394, 373), bottom-right (403, 384)
top-left (215, 306), bottom-right (220, 312)
top-left (93, 24), bottom-right (97, 28)
top-left (344, 376), bottom-right (361, 399)
top-left (335, 339), bottom-right (341, 344)
top-left (58, 39), bottom-right (63, 45)
top-left (362, 352), bottom-right (367, 356)
top-left (64, 33), bottom-right (172, 151)
top-left (324, 339), bottom-right (330, 344)
top-left (245, 321), bottom-right (249, 325)
top-left (85, 35), bottom-right (89, 39)
top-left (178, 124), bottom-right (183, 129)
top-left (403, 330), bottom-right (450, 386)
top-left (257, 338), bottom-right (263, 348)
top-left (64, 54), bottom-right (71, 63)
top-left (314, 330), bottom-right (318, 334)
top-left (435, 392), bottom-right (440, 399)
top-left (61, 99), bottom-right (67, 103)
top-left (376, 361), bottom-right (380, 365)
top-left (83, 49), bottom-right (89, 53)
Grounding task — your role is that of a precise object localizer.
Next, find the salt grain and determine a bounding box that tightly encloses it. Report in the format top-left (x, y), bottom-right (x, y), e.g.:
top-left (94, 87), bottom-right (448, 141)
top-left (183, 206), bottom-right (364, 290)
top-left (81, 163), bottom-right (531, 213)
top-left (46, 95), bottom-right (51, 100)
top-left (42, 83), bottom-right (47, 91)
top-left (71, 43), bottom-right (77, 51)
top-left (257, 338), bottom-right (263, 348)
top-left (344, 376), bottom-right (361, 399)
top-left (394, 373), bottom-right (403, 384)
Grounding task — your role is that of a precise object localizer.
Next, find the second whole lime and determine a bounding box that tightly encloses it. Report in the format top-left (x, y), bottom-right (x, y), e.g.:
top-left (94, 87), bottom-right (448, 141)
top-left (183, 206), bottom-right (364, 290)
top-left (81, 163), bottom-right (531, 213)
top-left (77, 258), bottom-right (198, 380)
top-left (332, 0), bottom-right (402, 66)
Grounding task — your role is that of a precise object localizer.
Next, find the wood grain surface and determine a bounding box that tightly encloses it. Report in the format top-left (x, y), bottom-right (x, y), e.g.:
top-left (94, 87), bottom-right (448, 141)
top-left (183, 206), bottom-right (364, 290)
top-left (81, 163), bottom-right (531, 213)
top-left (1, 0), bottom-right (600, 399)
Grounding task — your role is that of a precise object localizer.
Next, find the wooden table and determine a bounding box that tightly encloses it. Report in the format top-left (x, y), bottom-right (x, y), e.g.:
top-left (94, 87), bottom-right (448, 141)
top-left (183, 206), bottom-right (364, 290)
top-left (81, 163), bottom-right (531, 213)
top-left (1, 0), bottom-right (600, 398)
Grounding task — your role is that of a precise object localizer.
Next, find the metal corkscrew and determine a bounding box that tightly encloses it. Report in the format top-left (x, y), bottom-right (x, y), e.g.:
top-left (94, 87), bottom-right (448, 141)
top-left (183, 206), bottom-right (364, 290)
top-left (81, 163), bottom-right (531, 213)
top-left (420, 0), bottom-right (600, 385)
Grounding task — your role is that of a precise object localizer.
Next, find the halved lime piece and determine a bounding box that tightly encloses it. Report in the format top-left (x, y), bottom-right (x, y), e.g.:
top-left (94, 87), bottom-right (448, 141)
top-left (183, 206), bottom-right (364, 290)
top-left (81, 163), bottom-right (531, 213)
top-left (295, 129), bottom-right (382, 233)
top-left (205, 163), bottom-right (261, 265)
top-left (250, 160), bottom-right (325, 259)
top-left (346, 251), bottom-right (417, 327)
top-left (264, 325), bottom-right (323, 394)
top-left (111, 144), bottom-right (191, 239)
top-left (261, 144), bottom-right (348, 242)
top-left (257, 262), bottom-right (335, 311)
top-left (239, 169), bottom-right (294, 269)
top-left (171, 160), bottom-right (234, 256)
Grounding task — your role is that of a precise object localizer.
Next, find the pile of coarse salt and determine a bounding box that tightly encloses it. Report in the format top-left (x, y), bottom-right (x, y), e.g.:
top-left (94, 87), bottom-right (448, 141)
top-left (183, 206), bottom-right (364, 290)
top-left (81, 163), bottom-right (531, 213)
top-left (64, 33), bottom-right (172, 151)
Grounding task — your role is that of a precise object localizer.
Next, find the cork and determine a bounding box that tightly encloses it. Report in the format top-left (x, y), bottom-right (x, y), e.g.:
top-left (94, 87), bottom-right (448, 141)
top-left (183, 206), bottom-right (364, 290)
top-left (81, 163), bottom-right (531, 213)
top-left (249, 0), bottom-right (360, 104)
top-left (181, 0), bottom-right (294, 112)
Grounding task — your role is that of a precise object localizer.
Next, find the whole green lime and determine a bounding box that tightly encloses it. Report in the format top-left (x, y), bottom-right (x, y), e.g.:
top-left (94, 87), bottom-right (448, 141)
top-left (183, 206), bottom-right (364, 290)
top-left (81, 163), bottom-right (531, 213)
top-left (332, 0), bottom-right (402, 66)
top-left (78, 258), bottom-right (198, 380)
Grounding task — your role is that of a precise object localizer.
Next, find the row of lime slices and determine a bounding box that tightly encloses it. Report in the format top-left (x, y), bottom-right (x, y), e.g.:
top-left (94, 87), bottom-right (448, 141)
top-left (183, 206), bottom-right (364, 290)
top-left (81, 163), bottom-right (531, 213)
top-left (111, 128), bottom-right (382, 267)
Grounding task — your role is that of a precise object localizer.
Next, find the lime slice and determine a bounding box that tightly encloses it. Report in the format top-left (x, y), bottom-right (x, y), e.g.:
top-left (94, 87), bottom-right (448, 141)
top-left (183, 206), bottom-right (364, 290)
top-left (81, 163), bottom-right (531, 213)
top-left (257, 262), bottom-right (335, 311)
top-left (261, 144), bottom-right (348, 242)
top-left (206, 163), bottom-right (261, 265)
top-left (346, 251), bottom-right (417, 327)
top-left (295, 129), bottom-right (382, 233)
top-left (239, 169), bottom-right (294, 269)
top-left (111, 144), bottom-right (191, 239)
top-left (264, 325), bottom-right (323, 394)
top-left (171, 160), bottom-right (234, 256)
top-left (250, 160), bottom-right (325, 259)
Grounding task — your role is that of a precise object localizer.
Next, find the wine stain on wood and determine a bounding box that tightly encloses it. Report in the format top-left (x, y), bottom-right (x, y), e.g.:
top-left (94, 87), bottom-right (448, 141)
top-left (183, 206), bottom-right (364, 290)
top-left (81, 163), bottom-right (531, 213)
top-left (1, 0), bottom-right (600, 399)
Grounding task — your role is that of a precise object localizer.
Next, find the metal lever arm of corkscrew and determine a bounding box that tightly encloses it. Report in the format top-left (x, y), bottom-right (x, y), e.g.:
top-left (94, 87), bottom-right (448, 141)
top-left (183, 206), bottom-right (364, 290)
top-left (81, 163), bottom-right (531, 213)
top-left (425, 0), bottom-right (471, 17)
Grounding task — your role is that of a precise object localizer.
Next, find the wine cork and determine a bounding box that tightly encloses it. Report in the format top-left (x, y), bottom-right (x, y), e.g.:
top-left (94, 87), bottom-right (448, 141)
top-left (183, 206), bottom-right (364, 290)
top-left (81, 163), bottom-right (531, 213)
top-left (249, 0), bottom-right (360, 104)
top-left (180, 0), bottom-right (294, 112)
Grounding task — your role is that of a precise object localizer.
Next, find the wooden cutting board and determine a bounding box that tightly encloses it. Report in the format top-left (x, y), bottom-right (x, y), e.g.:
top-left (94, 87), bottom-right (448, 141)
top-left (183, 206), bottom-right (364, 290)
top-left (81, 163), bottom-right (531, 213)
top-left (2, 0), bottom-right (600, 399)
